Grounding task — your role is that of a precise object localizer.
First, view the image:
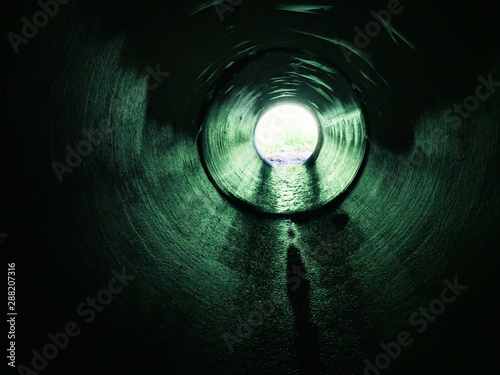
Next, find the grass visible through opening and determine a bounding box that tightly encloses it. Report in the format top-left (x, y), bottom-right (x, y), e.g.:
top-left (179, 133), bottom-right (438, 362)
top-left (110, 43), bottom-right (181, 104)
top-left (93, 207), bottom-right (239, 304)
top-left (254, 103), bottom-right (319, 166)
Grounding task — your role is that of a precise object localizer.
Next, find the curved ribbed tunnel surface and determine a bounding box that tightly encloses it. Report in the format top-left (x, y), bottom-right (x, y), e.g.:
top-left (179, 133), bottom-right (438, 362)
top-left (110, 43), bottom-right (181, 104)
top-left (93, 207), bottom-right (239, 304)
top-left (1, 1), bottom-right (499, 374)
top-left (199, 49), bottom-right (367, 214)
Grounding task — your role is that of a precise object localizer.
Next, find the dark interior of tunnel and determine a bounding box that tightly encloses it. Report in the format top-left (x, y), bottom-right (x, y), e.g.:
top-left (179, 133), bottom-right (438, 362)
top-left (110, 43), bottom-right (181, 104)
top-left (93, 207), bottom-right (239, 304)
top-left (1, 0), bottom-right (499, 374)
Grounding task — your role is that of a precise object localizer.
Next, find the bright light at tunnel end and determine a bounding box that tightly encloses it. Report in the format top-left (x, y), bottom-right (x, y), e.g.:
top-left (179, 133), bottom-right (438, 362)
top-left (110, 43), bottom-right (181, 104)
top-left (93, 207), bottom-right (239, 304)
top-left (254, 103), bottom-right (319, 167)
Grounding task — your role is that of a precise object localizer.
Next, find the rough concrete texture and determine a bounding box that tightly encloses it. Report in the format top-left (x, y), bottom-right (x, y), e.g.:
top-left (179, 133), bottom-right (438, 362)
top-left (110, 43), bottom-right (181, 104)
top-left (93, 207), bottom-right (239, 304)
top-left (1, 0), bottom-right (499, 374)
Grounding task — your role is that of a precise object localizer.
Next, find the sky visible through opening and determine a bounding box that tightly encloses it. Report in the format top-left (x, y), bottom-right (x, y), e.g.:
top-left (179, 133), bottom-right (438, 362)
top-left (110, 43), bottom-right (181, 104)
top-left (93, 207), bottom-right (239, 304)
top-left (254, 103), bottom-right (319, 167)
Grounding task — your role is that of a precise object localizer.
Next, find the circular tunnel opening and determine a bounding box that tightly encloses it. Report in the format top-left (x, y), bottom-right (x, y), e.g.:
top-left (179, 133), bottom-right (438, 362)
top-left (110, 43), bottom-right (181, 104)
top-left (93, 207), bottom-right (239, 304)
top-left (200, 50), bottom-right (367, 214)
top-left (254, 103), bottom-right (319, 167)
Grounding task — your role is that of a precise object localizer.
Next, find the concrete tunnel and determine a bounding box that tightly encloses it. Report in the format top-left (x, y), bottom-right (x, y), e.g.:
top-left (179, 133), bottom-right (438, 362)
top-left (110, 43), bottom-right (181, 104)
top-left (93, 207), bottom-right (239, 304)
top-left (1, 0), bottom-right (499, 374)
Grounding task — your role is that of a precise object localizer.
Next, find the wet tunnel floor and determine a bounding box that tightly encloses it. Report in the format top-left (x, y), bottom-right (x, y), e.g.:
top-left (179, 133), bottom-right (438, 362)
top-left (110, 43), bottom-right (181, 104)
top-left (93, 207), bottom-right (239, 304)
top-left (286, 242), bottom-right (322, 374)
top-left (253, 167), bottom-right (330, 373)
